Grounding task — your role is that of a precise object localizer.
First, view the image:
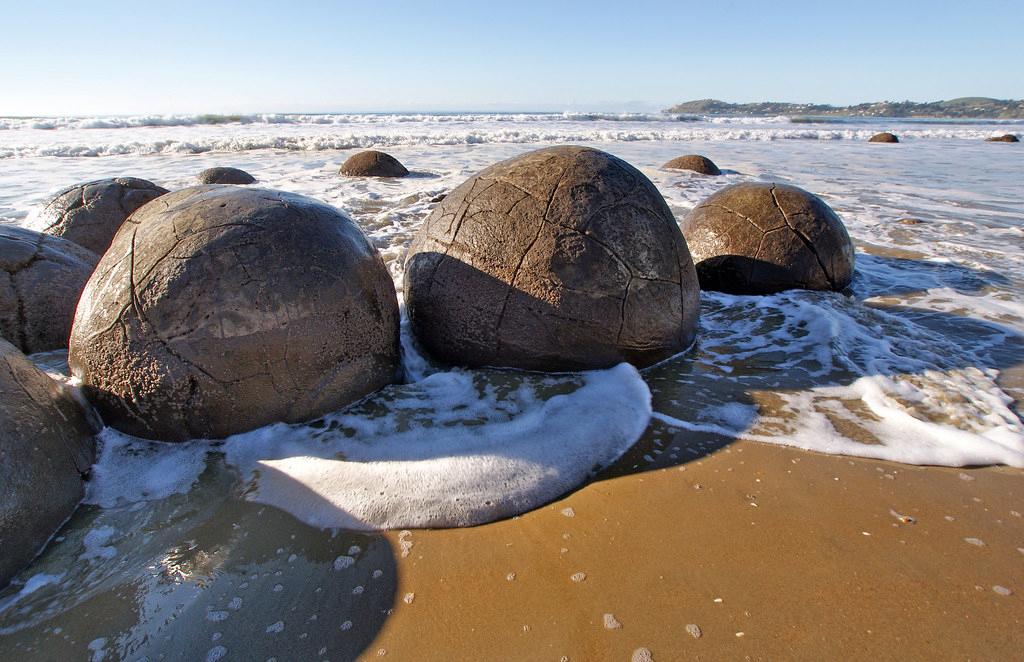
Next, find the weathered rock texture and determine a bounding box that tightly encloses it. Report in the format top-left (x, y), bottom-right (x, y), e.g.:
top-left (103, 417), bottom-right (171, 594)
top-left (0, 339), bottom-right (95, 588)
top-left (0, 225), bottom-right (99, 353)
top-left (339, 151), bottom-right (409, 178)
top-left (35, 178), bottom-right (168, 254)
top-left (404, 145), bottom-right (700, 371)
top-left (197, 167), bottom-right (257, 184)
top-left (663, 155), bottom-right (721, 176)
top-left (985, 134), bottom-right (1019, 143)
top-left (681, 182), bottom-right (855, 294)
top-left (868, 132), bottom-right (899, 143)
top-left (69, 186), bottom-right (400, 442)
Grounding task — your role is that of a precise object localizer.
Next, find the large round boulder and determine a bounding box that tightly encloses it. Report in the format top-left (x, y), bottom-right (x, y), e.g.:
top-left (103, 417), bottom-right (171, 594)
top-left (1, 338), bottom-right (96, 588)
top-left (404, 145), bottom-right (700, 371)
top-left (339, 151), bottom-right (409, 178)
top-left (69, 186), bottom-right (400, 442)
top-left (1, 225), bottom-right (98, 353)
top-left (986, 134), bottom-right (1019, 143)
top-left (868, 132), bottom-right (899, 143)
top-left (681, 182), bottom-right (855, 294)
top-left (34, 177), bottom-right (168, 254)
top-left (197, 167), bottom-right (256, 184)
top-left (663, 155), bottom-right (721, 176)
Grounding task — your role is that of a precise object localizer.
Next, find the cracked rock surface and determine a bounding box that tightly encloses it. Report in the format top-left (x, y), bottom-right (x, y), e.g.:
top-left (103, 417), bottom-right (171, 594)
top-left (0, 338), bottom-right (95, 588)
top-left (68, 185), bottom-right (400, 442)
top-left (404, 145), bottom-right (700, 371)
top-left (197, 167), bottom-right (256, 185)
top-left (681, 182), bottom-right (855, 295)
top-left (663, 154), bottom-right (721, 175)
top-left (339, 150), bottom-right (409, 178)
top-left (36, 177), bottom-right (168, 254)
top-left (0, 225), bottom-right (98, 353)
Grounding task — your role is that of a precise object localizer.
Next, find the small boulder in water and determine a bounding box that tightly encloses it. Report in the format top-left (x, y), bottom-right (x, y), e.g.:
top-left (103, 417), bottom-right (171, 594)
top-left (69, 185), bottom-right (401, 442)
top-left (681, 182), bottom-right (855, 294)
top-left (663, 155), bottom-right (721, 175)
top-left (0, 338), bottom-right (95, 588)
top-left (0, 225), bottom-right (98, 353)
top-left (339, 151), bottom-right (409, 178)
top-left (869, 132), bottom-right (899, 143)
top-left (197, 167), bottom-right (256, 184)
top-left (34, 177), bottom-right (168, 254)
top-left (986, 134), bottom-right (1019, 143)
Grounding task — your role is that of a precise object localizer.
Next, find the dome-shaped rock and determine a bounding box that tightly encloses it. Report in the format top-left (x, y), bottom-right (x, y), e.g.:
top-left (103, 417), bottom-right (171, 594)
top-left (663, 155), bottom-right (721, 175)
top-left (1, 338), bottom-right (95, 588)
top-left (69, 186), bottom-right (400, 442)
top-left (197, 167), bottom-right (256, 184)
top-left (985, 134), bottom-right (1019, 143)
top-left (339, 151), bottom-right (409, 178)
top-left (680, 182), bottom-right (855, 294)
top-left (404, 145), bottom-right (700, 371)
top-left (35, 178), bottom-right (168, 254)
top-left (868, 132), bottom-right (899, 143)
top-left (1, 225), bottom-right (99, 353)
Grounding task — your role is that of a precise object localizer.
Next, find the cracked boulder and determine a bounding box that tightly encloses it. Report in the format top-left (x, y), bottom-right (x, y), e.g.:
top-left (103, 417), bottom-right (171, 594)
top-left (34, 177), bottom-right (169, 254)
top-left (1, 338), bottom-right (96, 588)
top-left (339, 151), bottom-right (409, 178)
top-left (0, 225), bottom-right (99, 353)
top-left (197, 167), bottom-right (256, 185)
top-left (868, 132), bottom-right (899, 143)
top-left (69, 185), bottom-right (401, 442)
top-left (404, 145), bottom-right (700, 371)
top-left (681, 182), bottom-right (855, 295)
top-left (663, 155), bottom-right (721, 176)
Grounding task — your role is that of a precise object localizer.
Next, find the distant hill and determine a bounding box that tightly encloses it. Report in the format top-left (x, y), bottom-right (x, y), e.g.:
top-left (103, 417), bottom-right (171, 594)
top-left (664, 98), bottom-right (1024, 119)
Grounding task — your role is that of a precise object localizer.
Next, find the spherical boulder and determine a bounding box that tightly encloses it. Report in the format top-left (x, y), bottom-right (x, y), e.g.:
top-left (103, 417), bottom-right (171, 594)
top-left (197, 166), bottom-right (256, 184)
top-left (663, 155), bottom-right (721, 176)
top-left (34, 177), bottom-right (168, 254)
top-left (680, 182), bottom-right (855, 294)
top-left (340, 151), bottom-right (409, 178)
top-left (404, 145), bottom-right (700, 371)
top-left (1, 338), bottom-right (96, 588)
top-left (868, 132), bottom-right (899, 143)
top-left (986, 134), bottom-right (1019, 143)
top-left (0, 225), bottom-right (99, 353)
top-left (69, 185), bottom-right (400, 442)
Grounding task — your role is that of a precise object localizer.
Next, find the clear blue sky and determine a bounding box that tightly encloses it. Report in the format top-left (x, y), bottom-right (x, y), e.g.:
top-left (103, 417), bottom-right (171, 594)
top-left (2, 0), bottom-right (1021, 115)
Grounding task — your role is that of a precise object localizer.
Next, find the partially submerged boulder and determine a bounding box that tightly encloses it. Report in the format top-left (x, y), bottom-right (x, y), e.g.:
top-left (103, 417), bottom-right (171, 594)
top-left (34, 177), bottom-right (168, 254)
top-left (868, 132), bottom-right (899, 143)
top-left (197, 167), bottom-right (256, 184)
top-left (0, 339), bottom-right (95, 588)
top-left (681, 182), bottom-right (855, 294)
top-left (663, 155), bottom-right (721, 175)
top-left (0, 225), bottom-right (98, 353)
top-left (339, 151), bottom-right (409, 178)
top-left (985, 134), bottom-right (1019, 143)
top-left (69, 185), bottom-right (400, 442)
top-left (405, 145), bottom-right (700, 371)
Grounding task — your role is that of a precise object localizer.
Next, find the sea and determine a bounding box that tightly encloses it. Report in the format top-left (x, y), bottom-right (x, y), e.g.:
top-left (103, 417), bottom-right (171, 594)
top-left (0, 111), bottom-right (1022, 659)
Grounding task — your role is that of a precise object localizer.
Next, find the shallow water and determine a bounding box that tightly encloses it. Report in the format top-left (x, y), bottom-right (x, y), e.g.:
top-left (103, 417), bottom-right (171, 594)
top-left (0, 114), bottom-right (1022, 658)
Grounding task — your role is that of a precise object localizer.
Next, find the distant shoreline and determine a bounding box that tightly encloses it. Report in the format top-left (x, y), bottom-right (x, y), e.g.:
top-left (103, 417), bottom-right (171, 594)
top-left (664, 97), bottom-right (1024, 119)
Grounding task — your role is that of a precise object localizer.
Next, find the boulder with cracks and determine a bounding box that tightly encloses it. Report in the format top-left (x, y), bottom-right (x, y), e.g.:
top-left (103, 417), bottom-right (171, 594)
top-left (404, 145), bottom-right (700, 371)
top-left (339, 151), bottom-right (409, 178)
top-left (663, 155), bottom-right (721, 175)
top-left (681, 182), bottom-right (855, 294)
top-left (34, 177), bottom-right (168, 254)
top-left (1, 338), bottom-right (96, 588)
top-left (197, 167), bottom-right (257, 184)
top-left (69, 185), bottom-right (401, 442)
top-left (0, 225), bottom-right (99, 353)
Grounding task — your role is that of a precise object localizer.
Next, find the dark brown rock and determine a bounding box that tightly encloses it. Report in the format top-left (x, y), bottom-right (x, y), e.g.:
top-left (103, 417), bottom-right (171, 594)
top-left (35, 178), bottom-right (168, 254)
top-left (0, 226), bottom-right (99, 353)
top-left (1, 338), bottom-right (95, 588)
top-left (339, 151), bottom-right (409, 178)
top-left (985, 134), bottom-right (1019, 143)
top-left (69, 185), bottom-right (400, 442)
top-left (681, 182), bottom-right (855, 294)
top-left (197, 167), bottom-right (257, 184)
top-left (404, 145), bottom-right (700, 371)
top-left (663, 155), bottom-right (721, 176)
top-left (868, 132), bottom-right (899, 143)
